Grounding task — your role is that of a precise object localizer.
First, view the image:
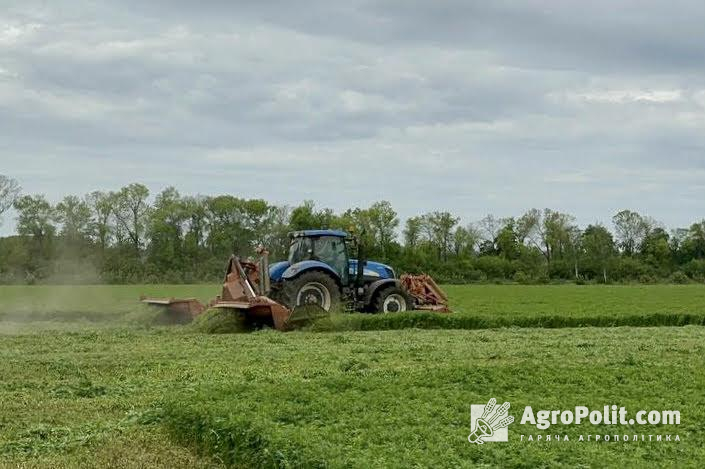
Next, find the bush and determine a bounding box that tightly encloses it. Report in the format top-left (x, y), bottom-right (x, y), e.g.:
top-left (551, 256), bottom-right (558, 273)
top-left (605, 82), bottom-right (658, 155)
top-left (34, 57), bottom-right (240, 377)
top-left (512, 271), bottom-right (532, 285)
top-left (684, 259), bottom-right (705, 281)
top-left (536, 273), bottom-right (550, 284)
top-left (670, 271), bottom-right (690, 284)
top-left (548, 259), bottom-right (575, 280)
top-left (463, 269), bottom-right (487, 283)
top-left (474, 256), bottom-right (513, 279)
top-left (611, 257), bottom-right (652, 281)
top-left (513, 248), bottom-right (546, 278)
top-left (639, 274), bottom-right (658, 284)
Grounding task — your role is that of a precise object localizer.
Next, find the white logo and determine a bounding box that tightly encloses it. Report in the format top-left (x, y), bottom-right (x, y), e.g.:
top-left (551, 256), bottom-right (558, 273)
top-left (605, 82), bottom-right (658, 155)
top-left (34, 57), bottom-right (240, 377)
top-left (469, 398), bottom-right (515, 445)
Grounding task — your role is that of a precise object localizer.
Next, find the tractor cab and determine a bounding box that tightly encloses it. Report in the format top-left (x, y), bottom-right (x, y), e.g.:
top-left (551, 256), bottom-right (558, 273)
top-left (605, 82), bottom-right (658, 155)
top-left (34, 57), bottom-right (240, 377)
top-left (287, 230), bottom-right (350, 284)
top-left (279, 230), bottom-right (396, 286)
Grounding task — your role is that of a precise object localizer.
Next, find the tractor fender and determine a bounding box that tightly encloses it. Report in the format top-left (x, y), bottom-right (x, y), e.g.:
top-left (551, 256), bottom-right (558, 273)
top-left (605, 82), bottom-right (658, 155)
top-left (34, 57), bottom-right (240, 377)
top-left (268, 261), bottom-right (291, 282)
top-left (364, 279), bottom-right (402, 307)
top-left (282, 260), bottom-right (340, 283)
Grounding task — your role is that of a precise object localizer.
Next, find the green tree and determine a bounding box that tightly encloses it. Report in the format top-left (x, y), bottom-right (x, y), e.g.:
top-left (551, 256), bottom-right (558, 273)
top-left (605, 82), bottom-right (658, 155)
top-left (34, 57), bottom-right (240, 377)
top-left (566, 226), bottom-right (583, 279)
top-left (182, 196), bottom-right (208, 257)
top-left (367, 201), bottom-right (399, 258)
top-left (478, 214), bottom-right (506, 250)
top-left (289, 201), bottom-right (336, 232)
top-left (264, 205), bottom-right (292, 260)
top-left (205, 195), bottom-right (249, 257)
top-left (519, 208), bottom-right (577, 265)
top-left (5, 180), bottom-right (705, 284)
top-left (669, 228), bottom-right (690, 265)
top-left (148, 187), bottom-right (187, 271)
top-left (0, 175), bottom-right (21, 222)
top-left (641, 227), bottom-right (671, 269)
top-left (339, 207), bottom-right (376, 254)
top-left (407, 211), bottom-right (460, 261)
top-left (241, 199), bottom-right (276, 249)
top-left (55, 195), bottom-right (92, 245)
top-left (612, 210), bottom-right (650, 256)
top-left (516, 208), bottom-right (541, 245)
top-left (14, 195), bottom-right (56, 241)
top-left (495, 219), bottom-right (521, 261)
top-left (452, 225), bottom-right (480, 257)
top-left (113, 183), bottom-right (150, 254)
top-left (337, 202), bottom-right (399, 258)
top-left (86, 191), bottom-right (115, 253)
top-left (13, 195), bottom-right (57, 276)
top-left (582, 224), bottom-right (616, 283)
top-left (403, 216), bottom-right (422, 252)
top-left (428, 212), bottom-right (459, 261)
top-left (682, 221), bottom-right (705, 260)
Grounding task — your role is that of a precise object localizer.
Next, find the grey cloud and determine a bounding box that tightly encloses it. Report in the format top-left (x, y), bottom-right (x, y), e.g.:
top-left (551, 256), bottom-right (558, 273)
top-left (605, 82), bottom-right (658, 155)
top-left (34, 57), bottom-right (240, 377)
top-left (119, 0), bottom-right (705, 73)
top-left (1, 1), bottom-right (704, 236)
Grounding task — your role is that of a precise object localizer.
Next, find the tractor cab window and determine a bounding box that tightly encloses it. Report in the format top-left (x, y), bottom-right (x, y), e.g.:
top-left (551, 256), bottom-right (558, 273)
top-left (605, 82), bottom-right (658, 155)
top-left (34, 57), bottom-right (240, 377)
top-left (313, 236), bottom-right (349, 284)
top-left (288, 235), bottom-right (349, 283)
top-left (288, 237), bottom-right (313, 264)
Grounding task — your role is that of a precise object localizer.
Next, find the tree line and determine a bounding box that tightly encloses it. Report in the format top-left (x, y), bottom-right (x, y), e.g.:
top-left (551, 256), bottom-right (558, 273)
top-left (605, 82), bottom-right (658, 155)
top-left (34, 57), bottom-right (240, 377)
top-left (0, 175), bottom-right (704, 284)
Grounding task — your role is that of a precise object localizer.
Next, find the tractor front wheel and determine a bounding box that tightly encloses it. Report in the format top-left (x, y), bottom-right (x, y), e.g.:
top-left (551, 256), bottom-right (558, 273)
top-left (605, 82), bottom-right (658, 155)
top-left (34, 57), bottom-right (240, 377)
top-left (284, 271), bottom-right (341, 312)
top-left (373, 286), bottom-right (414, 313)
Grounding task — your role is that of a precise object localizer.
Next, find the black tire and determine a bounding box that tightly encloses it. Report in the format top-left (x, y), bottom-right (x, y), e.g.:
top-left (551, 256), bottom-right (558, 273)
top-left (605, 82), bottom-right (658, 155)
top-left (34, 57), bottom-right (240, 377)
top-left (372, 286), bottom-right (414, 314)
top-left (268, 283), bottom-right (286, 305)
top-left (282, 271), bottom-right (341, 312)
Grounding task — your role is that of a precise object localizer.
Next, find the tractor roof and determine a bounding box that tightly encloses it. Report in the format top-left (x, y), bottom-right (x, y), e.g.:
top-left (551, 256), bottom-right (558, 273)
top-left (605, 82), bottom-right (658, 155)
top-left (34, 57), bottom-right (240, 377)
top-left (289, 229), bottom-right (349, 238)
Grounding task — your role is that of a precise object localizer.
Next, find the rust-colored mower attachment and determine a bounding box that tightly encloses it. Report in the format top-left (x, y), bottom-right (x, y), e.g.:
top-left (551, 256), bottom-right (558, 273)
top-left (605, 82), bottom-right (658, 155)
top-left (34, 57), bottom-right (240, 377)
top-left (208, 255), bottom-right (292, 330)
top-left (141, 251), bottom-right (294, 331)
top-left (138, 296), bottom-right (205, 324)
top-left (400, 274), bottom-right (450, 312)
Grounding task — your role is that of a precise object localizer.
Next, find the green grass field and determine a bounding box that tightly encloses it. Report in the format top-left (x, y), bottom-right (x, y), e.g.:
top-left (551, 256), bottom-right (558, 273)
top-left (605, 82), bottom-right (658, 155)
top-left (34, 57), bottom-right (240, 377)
top-left (0, 284), bottom-right (704, 467)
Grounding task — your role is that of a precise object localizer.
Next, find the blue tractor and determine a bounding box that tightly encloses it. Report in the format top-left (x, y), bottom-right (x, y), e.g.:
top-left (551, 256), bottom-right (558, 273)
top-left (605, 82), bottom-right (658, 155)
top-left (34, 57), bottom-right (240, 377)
top-left (141, 229), bottom-right (448, 330)
top-left (268, 230), bottom-right (414, 313)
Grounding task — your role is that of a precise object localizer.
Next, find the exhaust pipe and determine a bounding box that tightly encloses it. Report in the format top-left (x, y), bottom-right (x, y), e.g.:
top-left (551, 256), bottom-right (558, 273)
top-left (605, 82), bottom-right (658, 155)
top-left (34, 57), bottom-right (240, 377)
top-left (258, 247), bottom-right (271, 296)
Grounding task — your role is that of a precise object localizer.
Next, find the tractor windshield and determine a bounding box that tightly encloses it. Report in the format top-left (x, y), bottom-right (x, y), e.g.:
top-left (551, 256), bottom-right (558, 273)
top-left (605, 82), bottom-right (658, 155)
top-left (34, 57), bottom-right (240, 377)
top-left (313, 236), bottom-right (349, 284)
top-left (288, 237), bottom-right (313, 264)
top-left (288, 235), bottom-right (349, 284)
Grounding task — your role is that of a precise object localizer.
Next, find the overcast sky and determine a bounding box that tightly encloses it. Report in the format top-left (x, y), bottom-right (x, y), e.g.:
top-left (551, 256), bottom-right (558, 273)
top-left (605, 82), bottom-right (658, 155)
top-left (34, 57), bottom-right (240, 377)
top-left (2, 1), bottom-right (704, 235)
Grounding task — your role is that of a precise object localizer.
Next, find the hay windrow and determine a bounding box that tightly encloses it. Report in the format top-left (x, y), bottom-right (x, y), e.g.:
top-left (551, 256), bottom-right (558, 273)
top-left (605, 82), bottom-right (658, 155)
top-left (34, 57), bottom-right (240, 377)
top-left (160, 399), bottom-right (318, 468)
top-left (307, 310), bottom-right (705, 332)
top-left (190, 308), bottom-right (249, 334)
top-left (122, 304), bottom-right (181, 326)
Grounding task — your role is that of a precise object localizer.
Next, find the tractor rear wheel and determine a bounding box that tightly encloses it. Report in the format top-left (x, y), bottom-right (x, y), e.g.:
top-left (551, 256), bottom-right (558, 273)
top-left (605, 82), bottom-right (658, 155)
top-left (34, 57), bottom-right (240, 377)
top-left (373, 286), bottom-right (414, 313)
top-left (283, 271), bottom-right (341, 312)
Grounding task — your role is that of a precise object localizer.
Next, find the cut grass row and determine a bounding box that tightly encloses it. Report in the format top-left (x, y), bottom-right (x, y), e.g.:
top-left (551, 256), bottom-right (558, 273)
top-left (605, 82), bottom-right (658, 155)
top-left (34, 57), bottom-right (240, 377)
top-left (312, 310), bottom-right (705, 332)
top-left (1, 284), bottom-right (704, 332)
top-left (1, 327), bottom-right (703, 467)
top-left (159, 327), bottom-right (705, 467)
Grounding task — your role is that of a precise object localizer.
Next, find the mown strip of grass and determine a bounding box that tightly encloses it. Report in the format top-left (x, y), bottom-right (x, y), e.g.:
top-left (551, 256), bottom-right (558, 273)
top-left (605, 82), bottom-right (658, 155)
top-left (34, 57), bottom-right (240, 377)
top-left (190, 308), bottom-right (705, 334)
top-left (316, 310), bottom-right (705, 331)
top-left (158, 327), bottom-right (705, 468)
top-left (1, 327), bottom-right (703, 467)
